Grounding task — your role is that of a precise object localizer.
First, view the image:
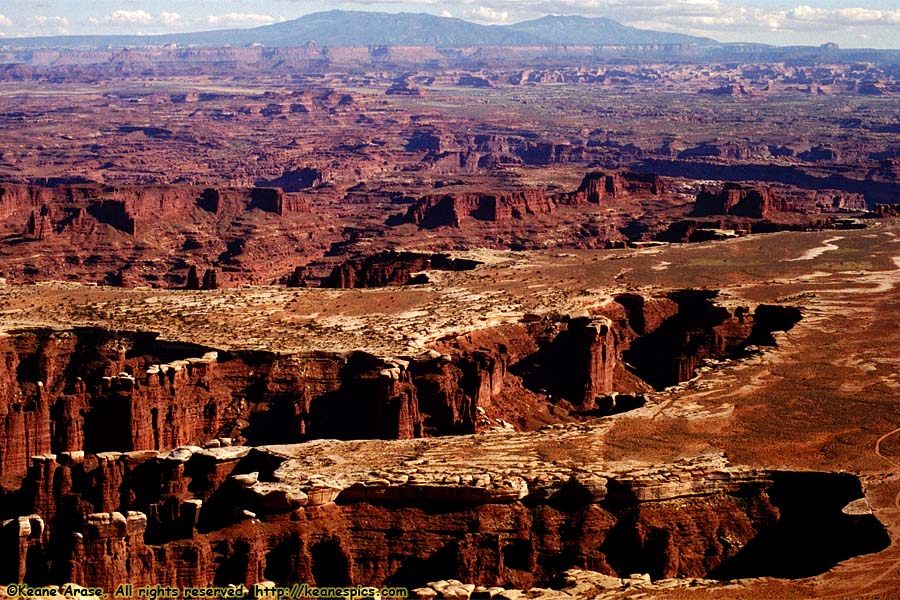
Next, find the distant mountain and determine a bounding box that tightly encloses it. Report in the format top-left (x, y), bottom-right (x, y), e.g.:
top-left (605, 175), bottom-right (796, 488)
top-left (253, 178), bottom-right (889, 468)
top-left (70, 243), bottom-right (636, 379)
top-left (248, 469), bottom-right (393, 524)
top-left (0, 10), bottom-right (717, 49)
top-left (507, 15), bottom-right (715, 45)
top-left (243, 11), bottom-right (539, 47)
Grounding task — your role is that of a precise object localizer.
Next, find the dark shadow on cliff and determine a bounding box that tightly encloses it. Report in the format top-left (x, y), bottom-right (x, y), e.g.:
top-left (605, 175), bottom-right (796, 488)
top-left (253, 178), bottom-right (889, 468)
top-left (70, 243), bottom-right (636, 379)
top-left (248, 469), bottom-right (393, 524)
top-left (636, 159), bottom-right (894, 205)
top-left (709, 472), bottom-right (890, 580)
top-left (622, 293), bottom-right (801, 390)
top-left (621, 290), bottom-right (733, 390)
top-left (311, 537), bottom-right (353, 586)
top-left (384, 541), bottom-right (465, 588)
top-left (508, 316), bottom-right (611, 408)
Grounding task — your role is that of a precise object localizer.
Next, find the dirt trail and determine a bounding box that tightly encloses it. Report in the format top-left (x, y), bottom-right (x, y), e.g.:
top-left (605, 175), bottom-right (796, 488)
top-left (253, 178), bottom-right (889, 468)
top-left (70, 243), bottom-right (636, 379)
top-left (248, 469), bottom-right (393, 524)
top-left (818, 427), bottom-right (900, 599)
top-left (876, 428), bottom-right (900, 469)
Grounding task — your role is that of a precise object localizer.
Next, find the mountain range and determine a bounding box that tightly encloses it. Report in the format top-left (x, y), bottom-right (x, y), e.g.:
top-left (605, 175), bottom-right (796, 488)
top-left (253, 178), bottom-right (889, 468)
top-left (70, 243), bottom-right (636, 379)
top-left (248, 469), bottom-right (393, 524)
top-left (0, 10), bottom-right (718, 49)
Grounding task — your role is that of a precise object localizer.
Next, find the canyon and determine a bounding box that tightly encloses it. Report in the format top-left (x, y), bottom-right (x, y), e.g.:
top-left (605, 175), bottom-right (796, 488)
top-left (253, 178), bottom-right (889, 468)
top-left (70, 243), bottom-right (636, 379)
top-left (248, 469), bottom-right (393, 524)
top-left (0, 175), bottom-right (869, 288)
top-left (0, 291), bottom-right (800, 483)
top-left (2, 223), bottom-right (900, 597)
top-left (0, 443), bottom-right (887, 590)
top-left (0, 28), bottom-right (899, 600)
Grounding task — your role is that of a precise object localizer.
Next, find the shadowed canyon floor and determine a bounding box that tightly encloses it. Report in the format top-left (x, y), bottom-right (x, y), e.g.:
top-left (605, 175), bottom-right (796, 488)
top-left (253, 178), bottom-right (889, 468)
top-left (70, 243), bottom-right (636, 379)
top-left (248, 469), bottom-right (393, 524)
top-left (2, 222), bottom-right (900, 597)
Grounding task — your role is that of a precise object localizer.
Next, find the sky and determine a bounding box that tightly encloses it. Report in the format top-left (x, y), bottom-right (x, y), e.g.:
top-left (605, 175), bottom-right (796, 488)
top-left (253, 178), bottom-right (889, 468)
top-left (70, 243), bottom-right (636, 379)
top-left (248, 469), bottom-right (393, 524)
top-left (0, 0), bottom-right (898, 48)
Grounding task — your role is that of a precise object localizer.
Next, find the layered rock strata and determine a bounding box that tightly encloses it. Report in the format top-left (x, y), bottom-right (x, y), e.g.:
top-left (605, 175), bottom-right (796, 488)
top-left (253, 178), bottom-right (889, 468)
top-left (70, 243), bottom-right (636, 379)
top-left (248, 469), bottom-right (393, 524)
top-left (0, 293), bottom-right (800, 483)
top-left (0, 440), bottom-right (887, 590)
top-left (397, 171), bottom-right (667, 230)
top-left (1, 184), bottom-right (305, 230)
top-left (693, 183), bottom-right (792, 219)
top-left (318, 252), bottom-right (482, 289)
top-left (0, 183), bottom-right (315, 287)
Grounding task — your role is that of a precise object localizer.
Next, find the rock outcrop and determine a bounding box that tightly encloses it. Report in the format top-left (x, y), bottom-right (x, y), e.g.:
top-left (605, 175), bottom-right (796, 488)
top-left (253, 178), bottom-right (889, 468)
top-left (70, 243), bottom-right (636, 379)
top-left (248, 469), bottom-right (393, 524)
top-left (0, 329), bottom-right (438, 483)
top-left (620, 290), bottom-right (801, 389)
top-left (693, 183), bottom-right (790, 219)
top-left (566, 171), bottom-right (668, 204)
top-left (0, 441), bottom-right (887, 591)
top-left (397, 171), bottom-right (668, 230)
top-left (0, 293), bottom-right (799, 483)
top-left (0, 325), bottom-right (531, 483)
top-left (400, 190), bottom-right (556, 229)
top-left (319, 252), bottom-right (481, 288)
top-left (692, 182), bottom-right (866, 219)
top-left (870, 203), bottom-right (900, 218)
top-left (0, 183), bottom-right (319, 287)
top-left (0, 184), bottom-right (306, 232)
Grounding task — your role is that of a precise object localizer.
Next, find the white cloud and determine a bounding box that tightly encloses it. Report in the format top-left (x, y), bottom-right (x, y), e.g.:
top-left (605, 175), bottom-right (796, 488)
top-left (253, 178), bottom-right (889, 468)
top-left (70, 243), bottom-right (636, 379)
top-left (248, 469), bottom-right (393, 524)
top-left (339, 0), bottom-right (900, 35)
top-left (91, 10), bottom-right (154, 26)
top-left (78, 9), bottom-right (278, 32)
top-left (416, 0), bottom-right (900, 36)
top-left (34, 16), bottom-right (70, 27)
top-left (441, 10), bottom-right (454, 18)
top-left (207, 12), bottom-right (278, 27)
top-left (109, 9), bottom-right (153, 25)
top-left (787, 6), bottom-right (900, 25)
top-left (313, 0), bottom-right (442, 4)
top-left (159, 12), bottom-right (182, 26)
top-left (0, 14), bottom-right (12, 27)
top-left (462, 6), bottom-right (510, 24)
top-left (31, 15), bottom-right (69, 35)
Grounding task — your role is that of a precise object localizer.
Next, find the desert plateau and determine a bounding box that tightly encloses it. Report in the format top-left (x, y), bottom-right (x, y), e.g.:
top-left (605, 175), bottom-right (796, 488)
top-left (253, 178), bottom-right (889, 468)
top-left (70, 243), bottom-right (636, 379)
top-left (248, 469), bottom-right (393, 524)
top-left (0, 7), bottom-right (899, 600)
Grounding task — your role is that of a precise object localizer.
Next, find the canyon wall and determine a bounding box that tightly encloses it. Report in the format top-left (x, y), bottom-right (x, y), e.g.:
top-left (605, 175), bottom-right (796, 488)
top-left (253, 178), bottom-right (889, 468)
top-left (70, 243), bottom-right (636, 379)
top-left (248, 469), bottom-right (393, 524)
top-left (400, 190), bottom-right (556, 229)
top-left (0, 443), bottom-right (887, 590)
top-left (319, 252), bottom-right (481, 288)
top-left (0, 295), bottom-right (876, 593)
top-left (693, 183), bottom-right (791, 219)
top-left (0, 184), bottom-right (305, 237)
top-left (565, 171), bottom-right (668, 204)
top-left (0, 293), bottom-right (799, 484)
top-left (397, 171), bottom-right (668, 230)
top-left (0, 183), bottom-right (319, 287)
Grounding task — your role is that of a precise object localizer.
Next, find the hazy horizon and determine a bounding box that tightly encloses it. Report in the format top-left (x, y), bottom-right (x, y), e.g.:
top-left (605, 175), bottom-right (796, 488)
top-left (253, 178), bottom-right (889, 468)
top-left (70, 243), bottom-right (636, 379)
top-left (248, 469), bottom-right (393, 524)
top-left (1, 1), bottom-right (898, 49)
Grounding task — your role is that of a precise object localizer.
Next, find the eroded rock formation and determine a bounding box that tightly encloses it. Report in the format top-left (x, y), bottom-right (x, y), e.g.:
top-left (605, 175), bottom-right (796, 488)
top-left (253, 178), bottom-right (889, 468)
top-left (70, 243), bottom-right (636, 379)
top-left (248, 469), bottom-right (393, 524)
top-left (0, 443), bottom-right (887, 590)
top-left (694, 183), bottom-right (790, 219)
top-left (319, 252), bottom-right (481, 288)
top-left (0, 183), bottom-right (321, 287)
top-left (0, 292), bottom-right (799, 483)
top-left (1, 184), bottom-right (304, 233)
top-left (396, 171), bottom-right (668, 230)
top-left (566, 171), bottom-right (668, 204)
top-left (399, 190), bottom-right (557, 229)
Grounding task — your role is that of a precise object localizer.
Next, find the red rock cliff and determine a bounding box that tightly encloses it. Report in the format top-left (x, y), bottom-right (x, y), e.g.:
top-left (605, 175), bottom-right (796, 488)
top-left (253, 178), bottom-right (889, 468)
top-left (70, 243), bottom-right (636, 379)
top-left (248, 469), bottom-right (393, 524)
top-left (0, 443), bottom-right (882, 590)
top-left (693, 183), bottom-right (791, 219)
top-left (402, 189), bottom-right (555, 229)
